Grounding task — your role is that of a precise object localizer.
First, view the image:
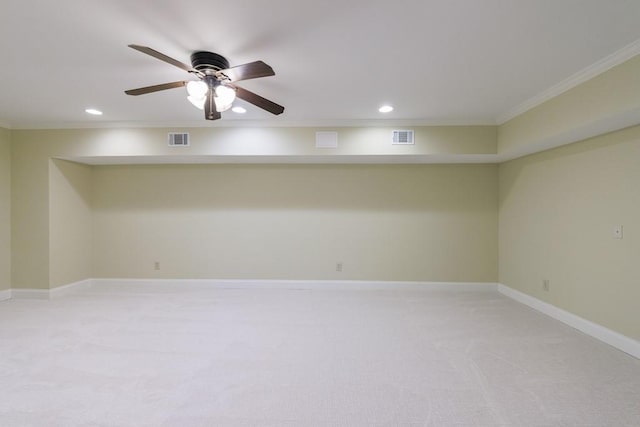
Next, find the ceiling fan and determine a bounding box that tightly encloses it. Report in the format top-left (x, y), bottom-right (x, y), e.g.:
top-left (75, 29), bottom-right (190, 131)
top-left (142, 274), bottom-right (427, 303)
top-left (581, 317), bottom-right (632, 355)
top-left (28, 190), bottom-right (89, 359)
top-left (124, 44), bottom-right (284, 120)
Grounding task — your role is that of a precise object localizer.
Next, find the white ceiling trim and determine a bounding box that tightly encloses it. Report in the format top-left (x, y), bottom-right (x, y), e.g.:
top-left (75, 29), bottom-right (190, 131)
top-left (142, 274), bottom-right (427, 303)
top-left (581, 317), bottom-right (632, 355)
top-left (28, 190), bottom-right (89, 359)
top-left (496, 37), bottom-right (640, 125)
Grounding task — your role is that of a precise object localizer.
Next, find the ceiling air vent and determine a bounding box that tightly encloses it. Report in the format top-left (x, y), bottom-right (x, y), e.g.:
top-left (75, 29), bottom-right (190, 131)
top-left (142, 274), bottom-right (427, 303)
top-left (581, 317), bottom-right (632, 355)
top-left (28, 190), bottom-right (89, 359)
top-left (168, 132), bottom-right (190, 147)
top-left (392, 130), bottom-right (414, 145)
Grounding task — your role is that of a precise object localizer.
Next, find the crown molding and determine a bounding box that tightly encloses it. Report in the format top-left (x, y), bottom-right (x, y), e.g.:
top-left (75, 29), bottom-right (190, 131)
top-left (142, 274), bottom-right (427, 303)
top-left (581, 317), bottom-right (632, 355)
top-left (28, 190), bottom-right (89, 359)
top-left (497, 38), bottom-right (640, 125)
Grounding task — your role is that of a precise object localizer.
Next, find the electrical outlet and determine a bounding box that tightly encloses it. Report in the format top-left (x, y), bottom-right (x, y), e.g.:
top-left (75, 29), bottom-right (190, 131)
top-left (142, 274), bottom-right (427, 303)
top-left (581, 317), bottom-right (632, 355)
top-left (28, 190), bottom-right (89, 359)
top-left (542, 279), bottom-right (550, 292)
top-left (336, 262), bottom-right (343, 272)
top-left (154, 261), bottom-right (160, 271)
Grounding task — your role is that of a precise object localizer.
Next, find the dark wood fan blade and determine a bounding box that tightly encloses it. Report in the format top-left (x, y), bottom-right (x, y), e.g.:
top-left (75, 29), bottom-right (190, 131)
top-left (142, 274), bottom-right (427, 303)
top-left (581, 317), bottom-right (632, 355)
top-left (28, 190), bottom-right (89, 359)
top-left (218, 61), bottom-right (275, 82)
top-left (125, 81), bottom-right (187, 96)
top-left (204, 91), bottom-right (221, 120)
top-left (234, 85), bottom-right (284, 115)
top-left (128, 44), bottom-right (194, 73)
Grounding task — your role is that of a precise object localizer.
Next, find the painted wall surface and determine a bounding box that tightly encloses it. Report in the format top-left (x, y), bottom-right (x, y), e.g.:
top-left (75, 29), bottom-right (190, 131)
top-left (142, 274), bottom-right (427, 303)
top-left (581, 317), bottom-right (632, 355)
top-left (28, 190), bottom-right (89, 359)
top-left (15, 126), bottom-right (497, 160)
top-left (11, 138), bottom-right (51, 289)
top-left (49, 159), bottom-right (92, 288)
top-left (10, 126), bottom-right (496, 289)
top-left (499, 125), bottom-right (640, 341)
top-left (0, 128), bottom-right (10, 290)
top-left (498, 55), bottom-right (640, 158)
top-left (92, 164), bottom-right (498, 282)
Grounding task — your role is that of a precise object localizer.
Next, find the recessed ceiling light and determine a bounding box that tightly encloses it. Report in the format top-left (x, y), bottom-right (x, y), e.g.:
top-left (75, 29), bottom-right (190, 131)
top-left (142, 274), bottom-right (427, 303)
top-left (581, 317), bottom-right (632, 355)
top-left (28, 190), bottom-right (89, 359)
top-left (85, 108), bottom-right (103, 115)
top-left (232, 106), bottom-right (247, 114)
top-left (378, 105), bottom-right (393, 113)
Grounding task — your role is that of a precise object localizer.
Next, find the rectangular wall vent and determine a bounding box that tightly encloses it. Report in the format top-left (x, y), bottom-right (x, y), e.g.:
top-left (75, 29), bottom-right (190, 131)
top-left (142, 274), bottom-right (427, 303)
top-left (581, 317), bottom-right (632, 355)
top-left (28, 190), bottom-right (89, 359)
top-left (168, 133), bottom-right (190, 147)
top-left (315, 131), bottom-right (338, 148)
top-left (392, 130), bottom-right (414, 145)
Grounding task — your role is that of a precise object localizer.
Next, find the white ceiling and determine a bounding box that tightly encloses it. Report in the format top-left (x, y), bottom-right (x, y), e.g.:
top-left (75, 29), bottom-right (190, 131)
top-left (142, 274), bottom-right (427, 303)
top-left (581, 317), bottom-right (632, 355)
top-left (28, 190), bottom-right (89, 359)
top-left (1, 0), bottom-right (640, 129)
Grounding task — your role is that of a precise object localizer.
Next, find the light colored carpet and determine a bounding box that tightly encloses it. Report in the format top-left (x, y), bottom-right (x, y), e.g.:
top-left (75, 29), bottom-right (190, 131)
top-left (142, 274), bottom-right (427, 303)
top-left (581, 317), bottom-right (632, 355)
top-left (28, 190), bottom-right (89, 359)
top-left (0, 282), bottom-right (638, 426)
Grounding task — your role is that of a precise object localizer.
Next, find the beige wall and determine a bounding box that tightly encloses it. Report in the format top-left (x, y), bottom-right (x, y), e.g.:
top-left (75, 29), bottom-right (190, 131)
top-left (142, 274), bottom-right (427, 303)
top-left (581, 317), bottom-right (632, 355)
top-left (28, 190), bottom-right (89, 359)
top-left (49, 159), bottom-right (92, 287)
top-left (92, 164), bottom-right (498, 282)
top-left (498, 55), bottom-right (640, 158)
top-left (14, 126), bottom-right (497, 160)
top-left (11, 137), bottom-right (51, 289)
top-left (499, 125), bottom-right (640, 341)
top-left (10, 126), bottom-right (497, 289)
top-left (0, 128), bottom-right (10, 290)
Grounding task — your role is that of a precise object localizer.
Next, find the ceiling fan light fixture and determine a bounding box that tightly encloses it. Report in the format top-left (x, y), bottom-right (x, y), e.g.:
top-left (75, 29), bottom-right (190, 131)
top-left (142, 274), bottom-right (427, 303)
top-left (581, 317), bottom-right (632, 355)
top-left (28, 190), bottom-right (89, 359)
top-left (378, 105), bottom-right (394, 113)
top-left (186, 80), bottom-right (208, 98)
top-left (187, 95), bottom-right (206, 110)
top-left (186, 81), bottom-right (207, 110)
top-left (214, 84), bottom-right (236, 112)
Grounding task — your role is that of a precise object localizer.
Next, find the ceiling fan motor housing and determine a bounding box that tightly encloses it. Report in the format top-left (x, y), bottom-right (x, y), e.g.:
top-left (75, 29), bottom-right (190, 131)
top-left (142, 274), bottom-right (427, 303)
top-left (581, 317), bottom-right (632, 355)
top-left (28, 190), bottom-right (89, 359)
top-left (190, 51), bottom-right (230, 75)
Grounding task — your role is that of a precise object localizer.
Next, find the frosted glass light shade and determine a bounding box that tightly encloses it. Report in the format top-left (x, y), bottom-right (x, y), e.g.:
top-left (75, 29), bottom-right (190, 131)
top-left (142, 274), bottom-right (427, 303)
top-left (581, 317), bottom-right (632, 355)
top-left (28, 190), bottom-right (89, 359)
top-left (214, 85), bottom-right (236, 112)
top-left (186, 80), bottom-right (208, 98)
top-left (186, 81), bottom-right (208, 110)
top-left (187, 95), bottom-right (205, 110)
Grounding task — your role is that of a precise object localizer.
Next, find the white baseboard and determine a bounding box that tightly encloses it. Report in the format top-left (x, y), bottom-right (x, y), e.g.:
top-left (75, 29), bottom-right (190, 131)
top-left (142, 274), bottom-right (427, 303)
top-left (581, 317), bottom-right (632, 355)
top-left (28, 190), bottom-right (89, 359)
top-left (498, 284), bottom-right (640, 360)
top-left (0, 289), bottom-right (11, 302)
top-left (10, 279), bottom-right (93, 300)
top-left (91, 278), bottom-right (498, 292)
